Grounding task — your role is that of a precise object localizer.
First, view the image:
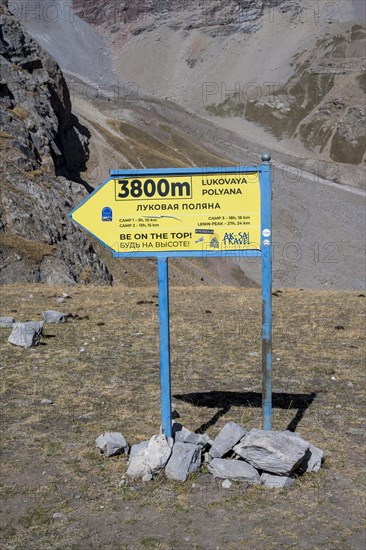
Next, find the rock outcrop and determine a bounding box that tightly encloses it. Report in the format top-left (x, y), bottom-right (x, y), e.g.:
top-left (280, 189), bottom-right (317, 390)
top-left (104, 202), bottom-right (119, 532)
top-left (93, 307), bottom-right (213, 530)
top-left (0, 0), bottom-right (112, 284)
top-left (74, 0), bottom-right (287, 36)
top-left (74, 0), bottom-right (366, 170)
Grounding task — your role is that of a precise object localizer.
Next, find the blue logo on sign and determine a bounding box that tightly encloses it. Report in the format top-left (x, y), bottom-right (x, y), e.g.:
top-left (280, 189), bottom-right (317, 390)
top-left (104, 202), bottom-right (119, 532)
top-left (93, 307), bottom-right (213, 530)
top-left (102, 207), bottom-right (112, 222)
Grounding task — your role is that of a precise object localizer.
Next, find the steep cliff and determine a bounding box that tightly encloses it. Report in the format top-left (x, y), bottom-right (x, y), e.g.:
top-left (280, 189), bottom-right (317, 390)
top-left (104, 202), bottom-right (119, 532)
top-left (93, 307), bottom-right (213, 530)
top-left (0, 0), bottom-right (112, 284)
top-left (73, 0), bottom-right (286, 34)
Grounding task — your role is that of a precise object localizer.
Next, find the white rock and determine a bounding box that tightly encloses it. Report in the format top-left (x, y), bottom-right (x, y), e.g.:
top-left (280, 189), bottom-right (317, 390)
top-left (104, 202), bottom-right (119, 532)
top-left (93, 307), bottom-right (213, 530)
top-left (129, 440), bottom-right (148, 458)
top-left (165, 442), bottom-right (201, 481)
top-left (299, 443), bottom-right (324, 473)
top-left (209, 422), bottom-right (246, 458)
top-left (145, 434), bottom-right (172, 473)
top-left (0, 317), bottom-right (15, 328)
top-left (52, 512), bottom-right (66, 520)
top-left (222, 479), bottom-right (232, 489)
top-left (126, 445), bottom-right (151, 478)
top-left (233, 429), bottom-right (309, 475)
top-left (96, 432), bottom-right (129, 457)
top-left (203, 452), bottom-right (212, 464)
top-left (76, 412), bottom-right (94, 420)
top-left (261, 473), bottom-right (294, 488)
top-left (174, 425), bottom-right (210, 447)
top-left (41, 399), bottom-right (53, 405)
top-left (208, 458), bottom-right (260, 483)
top-left (8, 321), bottom-right (44, 348)
top-left (42, 310), bottom-right (69, 323)
top-left (127, 455), bottom-right (151, 478)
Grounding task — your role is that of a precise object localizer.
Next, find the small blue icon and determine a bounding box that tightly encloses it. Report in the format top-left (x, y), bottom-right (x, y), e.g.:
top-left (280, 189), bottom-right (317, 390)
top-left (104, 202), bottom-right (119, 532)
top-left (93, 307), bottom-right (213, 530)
top-left (102, 207), bottom-right (112, 222)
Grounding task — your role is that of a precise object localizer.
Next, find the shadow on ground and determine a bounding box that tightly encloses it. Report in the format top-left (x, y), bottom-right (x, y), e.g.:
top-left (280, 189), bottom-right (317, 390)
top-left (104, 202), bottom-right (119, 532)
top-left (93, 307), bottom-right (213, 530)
top-left (173, 390), bottom-right (317, 433)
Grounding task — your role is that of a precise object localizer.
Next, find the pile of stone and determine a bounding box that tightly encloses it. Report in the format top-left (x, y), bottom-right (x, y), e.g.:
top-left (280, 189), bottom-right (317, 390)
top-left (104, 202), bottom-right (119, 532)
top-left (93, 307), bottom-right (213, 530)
top-left (96, 421), bottom-right (324, 487)
top-left (1, 310), bottom-right (70, 348)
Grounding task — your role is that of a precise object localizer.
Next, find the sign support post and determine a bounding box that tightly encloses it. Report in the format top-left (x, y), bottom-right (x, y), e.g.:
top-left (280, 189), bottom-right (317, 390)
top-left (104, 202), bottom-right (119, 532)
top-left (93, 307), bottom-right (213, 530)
top-left (260, 155), bottom-right (273, 430)
top-left (69, 155), bottom-right (273, 434)
top-left (157, 257), bottom-right (172, 437)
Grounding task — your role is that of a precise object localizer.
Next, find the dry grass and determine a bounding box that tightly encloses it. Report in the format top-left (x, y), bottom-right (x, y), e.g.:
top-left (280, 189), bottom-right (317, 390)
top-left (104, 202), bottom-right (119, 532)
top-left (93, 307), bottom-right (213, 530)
top-left (25, 166), bottom-right (48, 182)
top-left (0, 234), bottom-right (55, 262)
top-left (84, 114), bottom-right (233, 171)
top-left (0, 130), bottom-right (12, 139)
top-left (109, 118), bottom-right (232, 168)
top-left (86, 118), bottom-right (187, 169)
top-left (11, 104), bottom-right (30, 121)
top-left (0, 283), bottom-right (365, 549)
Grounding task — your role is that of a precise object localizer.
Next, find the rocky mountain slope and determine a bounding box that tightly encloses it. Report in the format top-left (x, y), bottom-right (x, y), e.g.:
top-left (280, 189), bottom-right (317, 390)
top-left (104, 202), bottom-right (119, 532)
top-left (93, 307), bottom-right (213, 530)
top-left (0, 0), bottom-right (111, 284)
top-left (73, 0), bottom-right (286, 32)
top-left (0, 0), bottom-right (257, 288)
top-left (1, 0), bottom-right (365, 289)
top-left (74, 0), bottom-right (366, 170)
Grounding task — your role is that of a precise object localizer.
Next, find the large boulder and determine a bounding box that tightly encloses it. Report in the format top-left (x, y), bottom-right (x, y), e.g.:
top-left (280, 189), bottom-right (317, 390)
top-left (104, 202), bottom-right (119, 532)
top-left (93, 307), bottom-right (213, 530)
top-left (233, 429), bottom-right (310, 475)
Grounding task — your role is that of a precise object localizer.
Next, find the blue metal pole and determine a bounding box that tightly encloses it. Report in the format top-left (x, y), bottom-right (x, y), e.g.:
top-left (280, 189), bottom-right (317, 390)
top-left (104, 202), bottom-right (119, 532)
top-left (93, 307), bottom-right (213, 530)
top-left (260, 154), bottom-right (273, 430)
top-left (157, 257), bottom-right (172, 437)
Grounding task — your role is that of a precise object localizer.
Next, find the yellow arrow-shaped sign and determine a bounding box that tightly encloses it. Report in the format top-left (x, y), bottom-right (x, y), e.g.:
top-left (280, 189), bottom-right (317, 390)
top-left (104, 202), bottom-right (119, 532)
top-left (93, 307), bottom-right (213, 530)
top-left (69, 170), bottom-right (261, 256)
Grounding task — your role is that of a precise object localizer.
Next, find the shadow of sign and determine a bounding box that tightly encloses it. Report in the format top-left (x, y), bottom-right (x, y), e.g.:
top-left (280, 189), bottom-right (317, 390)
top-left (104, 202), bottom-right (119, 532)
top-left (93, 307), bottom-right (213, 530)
top-left (173, 390), bottom-right (317, 433)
